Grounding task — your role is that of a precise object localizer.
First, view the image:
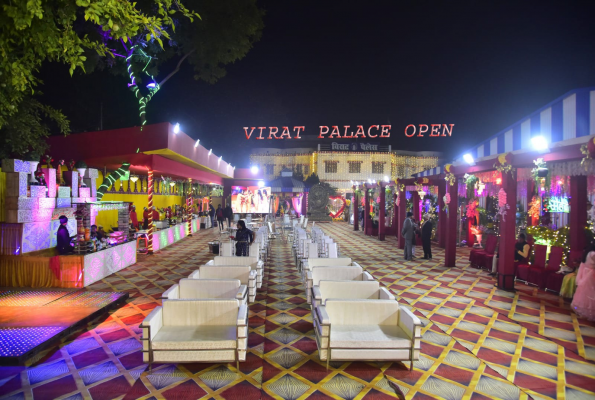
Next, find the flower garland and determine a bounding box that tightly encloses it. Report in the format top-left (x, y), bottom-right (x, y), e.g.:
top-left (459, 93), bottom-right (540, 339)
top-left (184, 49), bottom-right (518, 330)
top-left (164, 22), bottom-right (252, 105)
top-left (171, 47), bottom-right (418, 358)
top-left (444, 164), bottom-right (456, 186)
top-left (443, 192), bottom-right (451, 213)
top-left (494, 153), bottom-right (515, 175)
top-left (581, 138), bottom-right (595, 170)
top-left (497, 188), bottom-right (510, 221)
top-left (528, 196), bottom-right (541, 219)
top-left (466, 200), bottom-right (478, 219)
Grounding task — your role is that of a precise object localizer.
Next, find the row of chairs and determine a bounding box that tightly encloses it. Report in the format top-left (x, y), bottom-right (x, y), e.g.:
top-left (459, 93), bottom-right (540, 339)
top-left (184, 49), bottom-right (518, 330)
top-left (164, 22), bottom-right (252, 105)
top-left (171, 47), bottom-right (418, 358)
top-left (297, 229), bottom-right (422, 370)
top-left (470, 234), bottom-right (581, 293)
top-left (141, 224), bottom-right (274, 370)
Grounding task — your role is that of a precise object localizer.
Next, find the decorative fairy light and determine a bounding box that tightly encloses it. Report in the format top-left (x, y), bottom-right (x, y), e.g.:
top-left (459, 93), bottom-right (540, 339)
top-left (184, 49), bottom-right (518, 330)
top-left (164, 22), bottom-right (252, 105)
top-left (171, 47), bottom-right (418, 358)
top-left (147, 170), bottom-right (154, 254)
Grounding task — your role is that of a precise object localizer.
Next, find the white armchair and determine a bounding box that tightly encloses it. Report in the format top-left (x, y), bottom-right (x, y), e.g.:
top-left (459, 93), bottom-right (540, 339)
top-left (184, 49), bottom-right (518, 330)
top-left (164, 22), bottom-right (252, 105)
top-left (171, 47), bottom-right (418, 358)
top-left (208, 256), bottom-right (263, 289)
top-left (141, 299), bottom-right (247, 370)
top-left (162, 278), bottom-right (247, 305)
top-left (189, 265), bottom-right (256, 302)
top-left (311, 280), bottom-right (394, 310)
top-left (301, 257), bottom-right (359, 283)
top-left (306, 265), bottom-right (373, 304)
top-left (314, 299), bottom-right (421, 370)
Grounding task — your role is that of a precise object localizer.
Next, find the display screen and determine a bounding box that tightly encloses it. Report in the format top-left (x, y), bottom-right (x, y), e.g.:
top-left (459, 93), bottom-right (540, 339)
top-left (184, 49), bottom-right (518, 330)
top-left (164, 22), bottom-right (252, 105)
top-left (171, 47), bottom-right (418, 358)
top-left (231, 186), bottom-right (271, 213)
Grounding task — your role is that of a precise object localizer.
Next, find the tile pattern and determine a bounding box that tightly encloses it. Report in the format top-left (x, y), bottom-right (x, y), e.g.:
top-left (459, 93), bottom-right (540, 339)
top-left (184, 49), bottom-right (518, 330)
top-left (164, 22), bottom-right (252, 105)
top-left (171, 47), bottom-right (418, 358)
top-left (0, 222), bottom-right (594, 399)
top-left (323, 222), bottom-right (595, 400)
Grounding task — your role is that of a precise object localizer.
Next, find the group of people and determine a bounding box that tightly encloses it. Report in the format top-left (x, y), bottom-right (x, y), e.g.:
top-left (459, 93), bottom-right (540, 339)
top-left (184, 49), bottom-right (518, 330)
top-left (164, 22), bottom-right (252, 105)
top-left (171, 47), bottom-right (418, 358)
top-left (401, 212), bottom-right (433, 261)
top-left (212, 204), bottom-right (233, 231)
top-left (234, 189), bottom-right (270, 214)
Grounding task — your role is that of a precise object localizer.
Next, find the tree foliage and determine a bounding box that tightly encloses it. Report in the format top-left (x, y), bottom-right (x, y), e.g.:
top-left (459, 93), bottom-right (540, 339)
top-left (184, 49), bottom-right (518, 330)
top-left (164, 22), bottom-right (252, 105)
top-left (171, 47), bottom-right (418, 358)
top-left (0, 97), bottom-right (69, 160)
top-left (94, 0), bottom-right (264, 125)
top-left (0, 0), bottom-right (198, 156)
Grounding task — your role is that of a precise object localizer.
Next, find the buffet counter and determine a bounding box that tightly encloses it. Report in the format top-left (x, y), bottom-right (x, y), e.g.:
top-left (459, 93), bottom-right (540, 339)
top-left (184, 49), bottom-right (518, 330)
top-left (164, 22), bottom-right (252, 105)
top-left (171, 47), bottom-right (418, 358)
top-left (0, 240), bottom-right (137, 289)
top-left (152, 218), bottom-right (199, 252)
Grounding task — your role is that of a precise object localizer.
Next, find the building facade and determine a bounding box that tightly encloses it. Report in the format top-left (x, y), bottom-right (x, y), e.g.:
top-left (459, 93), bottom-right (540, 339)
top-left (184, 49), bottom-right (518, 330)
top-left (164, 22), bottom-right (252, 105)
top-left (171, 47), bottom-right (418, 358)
top-left (249, 139), bottom-right (441, 192)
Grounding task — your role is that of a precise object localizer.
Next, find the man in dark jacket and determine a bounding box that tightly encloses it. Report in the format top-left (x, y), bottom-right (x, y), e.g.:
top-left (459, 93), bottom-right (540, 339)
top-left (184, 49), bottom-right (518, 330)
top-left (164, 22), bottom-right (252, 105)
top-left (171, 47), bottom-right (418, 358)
top-left (209, 204), bottom-right (216, 228)
top-left (56, 215), bottom-right (74, 254)
top-left (224, 204), bottom-right (233, 229)
top-left (401, 212), bottom-right (416, 261)
top-left (421, 214), bottom-right (433, 259)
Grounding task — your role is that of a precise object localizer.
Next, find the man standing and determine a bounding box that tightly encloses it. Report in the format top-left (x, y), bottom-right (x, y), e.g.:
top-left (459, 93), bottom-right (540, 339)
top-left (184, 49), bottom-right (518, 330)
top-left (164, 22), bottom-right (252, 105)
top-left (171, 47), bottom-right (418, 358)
top-left (401, 211), bottom-right (416, 261)
top-left (56, 215), bottom-right (74, 254)
top-left (224, 203), bottom-right (233, 229)
top-left (421, 214), bottom-right (433, 259)
top-left (209, 203), bottom-right (216, 228)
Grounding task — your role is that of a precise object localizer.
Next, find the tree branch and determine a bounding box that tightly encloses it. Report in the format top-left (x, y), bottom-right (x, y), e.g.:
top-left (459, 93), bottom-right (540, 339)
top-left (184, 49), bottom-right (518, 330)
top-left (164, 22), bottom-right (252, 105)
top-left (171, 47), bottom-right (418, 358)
top-left (158, 49), bottom-right (195, 87)
top-left (120, 38), bottom-right (129, 53)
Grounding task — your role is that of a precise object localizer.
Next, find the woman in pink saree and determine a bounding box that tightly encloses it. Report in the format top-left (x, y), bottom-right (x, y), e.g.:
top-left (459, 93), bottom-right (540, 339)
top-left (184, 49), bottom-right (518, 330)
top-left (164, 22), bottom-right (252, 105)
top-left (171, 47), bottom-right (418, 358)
top-left (572, 242), bottom-right (595, 321)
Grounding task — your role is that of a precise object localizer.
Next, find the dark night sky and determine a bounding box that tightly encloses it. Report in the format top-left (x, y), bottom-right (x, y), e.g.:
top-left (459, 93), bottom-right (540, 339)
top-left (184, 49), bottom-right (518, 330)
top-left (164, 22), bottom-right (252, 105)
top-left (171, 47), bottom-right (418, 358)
top-left (40, 0), bottom-right (595, 167)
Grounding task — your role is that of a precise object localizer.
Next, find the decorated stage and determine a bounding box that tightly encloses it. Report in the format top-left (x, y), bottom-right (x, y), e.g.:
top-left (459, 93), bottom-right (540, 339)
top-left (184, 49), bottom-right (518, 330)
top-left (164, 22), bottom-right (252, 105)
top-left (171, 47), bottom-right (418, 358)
top-left (0, 289), bottom-right (128, 365)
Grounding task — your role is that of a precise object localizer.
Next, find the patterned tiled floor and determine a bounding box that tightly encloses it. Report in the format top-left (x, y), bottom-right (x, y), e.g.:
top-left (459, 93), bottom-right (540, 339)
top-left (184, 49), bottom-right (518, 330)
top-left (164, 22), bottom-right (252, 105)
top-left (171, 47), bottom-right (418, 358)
top-left (0, 222), bottom-right (594, 399)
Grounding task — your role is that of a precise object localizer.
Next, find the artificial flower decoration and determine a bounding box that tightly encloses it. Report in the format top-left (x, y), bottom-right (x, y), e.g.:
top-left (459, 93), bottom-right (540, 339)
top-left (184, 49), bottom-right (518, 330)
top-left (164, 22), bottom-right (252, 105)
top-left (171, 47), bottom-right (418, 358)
top-left (580, 137), bottom-right (595, 169)
top-left (466, 200), bottom-right (478, 219)
top-left (494, 152), bottom-right (514, 174)
top-left (529, 196), bottom-right (541, 219)
top-left (444, 163), bottom-right (456, 186)
top-left (497, 188), bottom-right (510, 221)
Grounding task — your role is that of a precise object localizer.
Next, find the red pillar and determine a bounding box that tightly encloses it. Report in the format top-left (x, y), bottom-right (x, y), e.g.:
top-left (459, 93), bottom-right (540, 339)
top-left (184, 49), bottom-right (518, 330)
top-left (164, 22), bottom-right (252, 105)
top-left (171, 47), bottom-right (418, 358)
top-left (398, 187), bottom-right (407, 249)
top-left (444, 182), bottom-right (458, 268)
top-left (379, 184), bottom-right (386, 241)
top-left (497, 169), bottom-right (518, 290)
top-left (364, 186), bottom-right (371, 236)
top-left (570, 175), bottom-right (587, 254)
top-left (353, 188), bottom-right (359, 231)
top-left (438, 181), bottom-right (446, 248)
top-left (392, 193), bottom-right (398, 235)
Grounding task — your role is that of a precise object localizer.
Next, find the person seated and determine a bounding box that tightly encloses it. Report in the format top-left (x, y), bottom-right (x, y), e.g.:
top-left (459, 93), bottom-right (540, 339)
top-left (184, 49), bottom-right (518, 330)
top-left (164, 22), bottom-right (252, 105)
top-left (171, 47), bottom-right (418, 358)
top-left (514, 233), bottom-right (530, 263)
top-left (56, 215), bottom-right (74, 255)
top-left (96, 226), bottom-right (106, 241)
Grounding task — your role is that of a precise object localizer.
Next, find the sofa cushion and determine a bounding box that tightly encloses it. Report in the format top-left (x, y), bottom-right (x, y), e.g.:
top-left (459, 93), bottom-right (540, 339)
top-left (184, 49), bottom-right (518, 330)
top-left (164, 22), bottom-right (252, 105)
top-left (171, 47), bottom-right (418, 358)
top-left (330, 324), bottom-right (411, 349)
top-left (152, 325), bottom-right (237, 350)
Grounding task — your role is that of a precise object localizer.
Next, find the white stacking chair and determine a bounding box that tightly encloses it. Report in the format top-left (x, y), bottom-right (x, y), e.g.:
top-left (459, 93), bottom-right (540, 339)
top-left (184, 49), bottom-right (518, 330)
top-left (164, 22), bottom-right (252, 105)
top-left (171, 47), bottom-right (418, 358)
top-left (246, 215), bottom-right (252, 223)
top-left (328, 243), bottom-right (338, 259)
top-left (299, 215), bottom-right (304, 225)
top-left (233, 214), bottom-right (240, 223)
top-left (220, 241), bottom-right (233, 257)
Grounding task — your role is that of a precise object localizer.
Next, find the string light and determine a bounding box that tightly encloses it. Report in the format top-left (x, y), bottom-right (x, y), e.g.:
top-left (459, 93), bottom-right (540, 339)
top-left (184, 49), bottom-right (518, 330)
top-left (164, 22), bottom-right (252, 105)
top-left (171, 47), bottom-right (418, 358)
top-left (250, 151), bottom-right (438, 192)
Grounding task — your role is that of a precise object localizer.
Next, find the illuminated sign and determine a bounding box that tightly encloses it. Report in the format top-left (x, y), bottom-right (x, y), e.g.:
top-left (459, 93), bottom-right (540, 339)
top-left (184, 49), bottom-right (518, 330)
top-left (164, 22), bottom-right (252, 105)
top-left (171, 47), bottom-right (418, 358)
top-left (549, 196), bottom-right (569, 213)
top-left (243, 124), bottom-right (454, 139)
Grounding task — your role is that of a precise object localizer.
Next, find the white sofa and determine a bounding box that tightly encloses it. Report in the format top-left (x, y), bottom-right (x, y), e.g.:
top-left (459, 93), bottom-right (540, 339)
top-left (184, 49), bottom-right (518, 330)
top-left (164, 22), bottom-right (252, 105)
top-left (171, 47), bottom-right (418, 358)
top-left (314, 299), bottom-right (421, 370)
top-left (208, 256), bottom-right (263, 289)
top-left (301, 257), bottom-right (358, 283)
top-left (189, 265), bottom-right (256, 302)
top-left (162, 278), bottom-right (247, 305)
top-left (141, 299), bottom-right (248, 370)
top-left (311, 280), bottom-right (394, 310)
top-left (305, 265), bottom-right (373, 304)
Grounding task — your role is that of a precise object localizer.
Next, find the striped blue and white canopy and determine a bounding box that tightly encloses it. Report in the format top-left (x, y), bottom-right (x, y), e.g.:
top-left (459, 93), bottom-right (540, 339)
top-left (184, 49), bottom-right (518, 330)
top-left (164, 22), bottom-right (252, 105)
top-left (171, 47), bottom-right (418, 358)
top-left (414, 86), bottom-right (595, 178)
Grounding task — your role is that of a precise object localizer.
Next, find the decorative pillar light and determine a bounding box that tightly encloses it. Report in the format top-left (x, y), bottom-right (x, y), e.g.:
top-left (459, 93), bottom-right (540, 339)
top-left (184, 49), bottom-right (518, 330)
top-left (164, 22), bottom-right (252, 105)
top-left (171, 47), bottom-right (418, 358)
top-left (187, 178), bottom-right (193, 236)
top-left (74, 160), bottom-right (88, 187)
top-left (147, 170), bottom-right (154, 254)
